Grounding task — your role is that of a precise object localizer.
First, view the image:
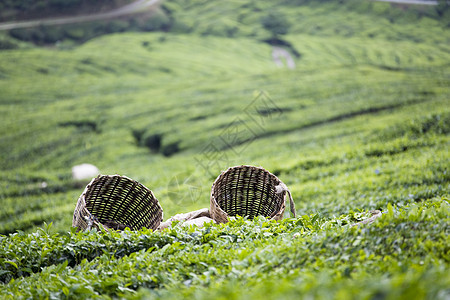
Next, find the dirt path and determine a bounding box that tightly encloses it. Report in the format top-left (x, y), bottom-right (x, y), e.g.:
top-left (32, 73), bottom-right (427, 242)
top-left (272, 47), bottom-right (296, 69)
top-left (0, 0), bottom-right (160, 31)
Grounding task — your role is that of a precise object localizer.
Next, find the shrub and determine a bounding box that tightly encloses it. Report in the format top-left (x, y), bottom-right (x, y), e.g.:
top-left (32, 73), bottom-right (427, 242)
top-left (142, 10), bottom-right (171, 32)
top-left (162, 141), bottom-right (180, 157)
top-left (142, 133), bottom-right (163, 152)
top-left (0, 39), bottom-right (18, 50)
top-left (261, 11), bottom-right (291, 37)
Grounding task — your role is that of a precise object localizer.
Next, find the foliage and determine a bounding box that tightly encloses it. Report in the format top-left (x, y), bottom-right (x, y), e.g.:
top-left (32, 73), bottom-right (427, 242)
top-left (142, 10), bottom-right (171, 32)
top-left (0, 199), bottom-right (448, 298)
top-left (0, 0), bottom-right (133, 22)
top-left (261, 11), bottom-right (291, 37)
top-left (0, 0), bottom-right (448, 298)
top-left (3, 0), bottom-right (449, 45)
top-left (141, 132), bottom-right (163, 153)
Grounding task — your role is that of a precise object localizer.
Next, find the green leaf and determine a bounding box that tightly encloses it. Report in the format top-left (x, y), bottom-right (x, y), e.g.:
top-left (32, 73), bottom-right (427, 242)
top-left (62, 287), bottom-right (69, 296)
top-left (387, 203), bottom-right (395, 219)
top-left (5, 261), bottom-right (18, 269)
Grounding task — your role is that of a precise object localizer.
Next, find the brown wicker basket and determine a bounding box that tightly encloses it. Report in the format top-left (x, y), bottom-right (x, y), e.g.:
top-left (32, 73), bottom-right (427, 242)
top-left (72, 175), bottom-right (163, 231)
top-left (210, 165), bottom-right (296, 223)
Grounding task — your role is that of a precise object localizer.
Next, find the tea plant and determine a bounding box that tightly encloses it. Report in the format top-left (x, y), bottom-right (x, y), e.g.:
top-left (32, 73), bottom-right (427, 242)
top-left (0, 0), bottom-right (448, 298)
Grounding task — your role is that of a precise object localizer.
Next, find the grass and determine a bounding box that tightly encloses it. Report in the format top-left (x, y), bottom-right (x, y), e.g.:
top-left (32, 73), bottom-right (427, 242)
top-left (0, 0), bottom-right (449, 298)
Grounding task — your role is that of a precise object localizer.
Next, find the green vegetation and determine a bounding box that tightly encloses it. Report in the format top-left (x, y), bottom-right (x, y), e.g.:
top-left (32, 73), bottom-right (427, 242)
top-left (261, 11), bottom-right (291, 38)
top-left (0, 0), bottom-right (449, 298)
top-left (1, 200), bottom-right (449, 298)
top-left (2, 0), bottom-right (449, 47)
top-left (0, 0), bottom-right (134, 22)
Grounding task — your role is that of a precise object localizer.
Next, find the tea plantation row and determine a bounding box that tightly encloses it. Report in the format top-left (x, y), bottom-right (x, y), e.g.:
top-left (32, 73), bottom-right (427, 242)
top-left (1, 199), bottom-right (448, 298)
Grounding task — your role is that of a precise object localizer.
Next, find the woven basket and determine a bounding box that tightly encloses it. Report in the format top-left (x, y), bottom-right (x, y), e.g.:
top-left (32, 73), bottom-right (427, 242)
top-left (210, 165), bottom-right (296, 223)
top-left (72, 175), bottom-right (163, 231)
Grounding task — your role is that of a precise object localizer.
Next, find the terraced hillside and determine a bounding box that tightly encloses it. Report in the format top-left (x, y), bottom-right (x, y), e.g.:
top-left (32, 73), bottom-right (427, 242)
top-left (0, 0), bottom-right (449, 298)
top-left (0, 0), bottom-right (134, 22)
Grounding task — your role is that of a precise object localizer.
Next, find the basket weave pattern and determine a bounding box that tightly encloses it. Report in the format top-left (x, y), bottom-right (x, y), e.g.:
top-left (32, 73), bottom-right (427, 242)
top-left (72, 175), bottom-right (163, 231)
top-left (210, 165), bottom-right (291, 223)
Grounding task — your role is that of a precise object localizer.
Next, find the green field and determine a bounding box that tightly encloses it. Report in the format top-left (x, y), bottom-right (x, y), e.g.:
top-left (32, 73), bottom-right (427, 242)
top-left (0, 0), bottom-right (449, 298)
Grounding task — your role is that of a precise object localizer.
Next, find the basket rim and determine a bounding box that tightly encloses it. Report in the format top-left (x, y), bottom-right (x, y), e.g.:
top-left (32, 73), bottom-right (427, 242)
top-left (85, 173), bottom-right (163, 207)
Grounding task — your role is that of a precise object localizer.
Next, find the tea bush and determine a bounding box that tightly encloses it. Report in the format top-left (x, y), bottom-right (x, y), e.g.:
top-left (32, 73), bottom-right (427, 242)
top-left (0, 0), bottom-right (448, 298)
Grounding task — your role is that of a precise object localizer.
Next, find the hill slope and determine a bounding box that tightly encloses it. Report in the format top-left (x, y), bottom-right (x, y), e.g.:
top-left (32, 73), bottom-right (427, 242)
top-left (0, 0), bottom-right (448, 298)
top-left (0, 0), bottom-right (134, 22)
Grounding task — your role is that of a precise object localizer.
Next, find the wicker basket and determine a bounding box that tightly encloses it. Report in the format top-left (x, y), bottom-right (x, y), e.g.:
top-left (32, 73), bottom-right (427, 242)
top-left (210, 165), bottom-right (296, 223)
top-left (72, 175), bottom-right (163, 231)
